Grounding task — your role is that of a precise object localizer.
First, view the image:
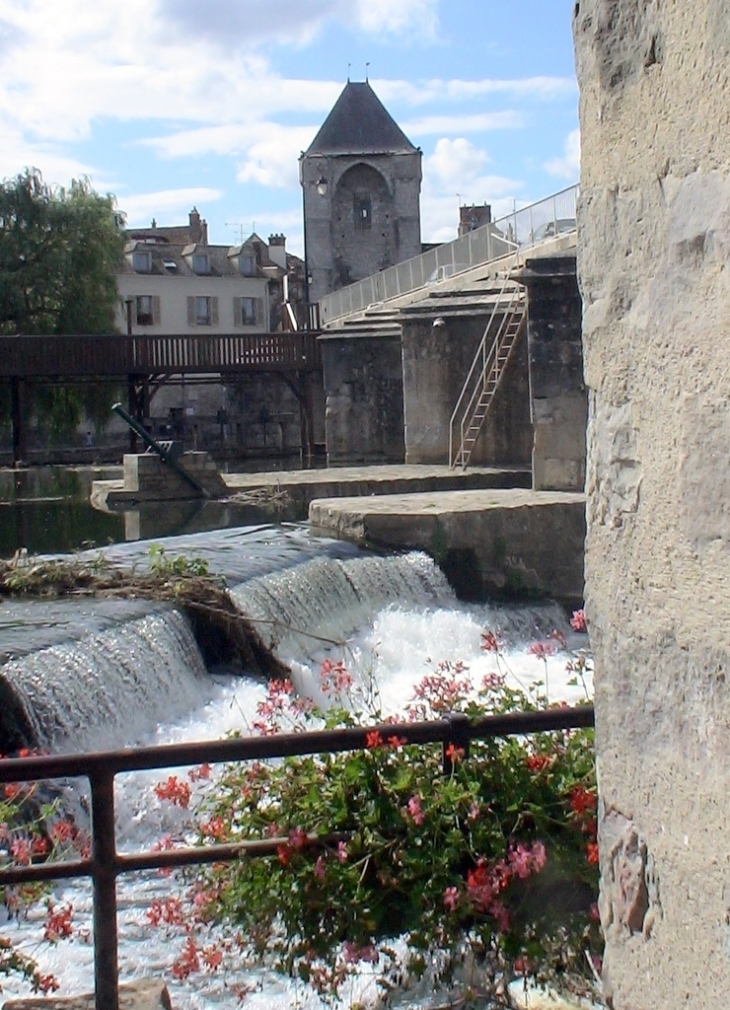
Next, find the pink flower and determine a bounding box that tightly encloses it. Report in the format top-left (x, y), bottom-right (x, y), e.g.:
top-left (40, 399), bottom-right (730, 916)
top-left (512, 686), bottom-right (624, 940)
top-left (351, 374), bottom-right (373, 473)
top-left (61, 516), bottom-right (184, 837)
top-left (314, 855), bottom-right (326, 880)
top-left (527, 641), bottom-right (557, 661)
top-left (406, 795), bottom-right (424, 825)
top-left (443, 886), bottom-right (459, 912)
top-left (288, 827), bottom-right (308, 850)
top-left (336, 841), bottom-right (348, 863)
top-left (530, 840), bottom-right (547, 873)
top-left (480, 631), bottom-right (500, 653)
top-left (570, 609), bottom-right (587, 632)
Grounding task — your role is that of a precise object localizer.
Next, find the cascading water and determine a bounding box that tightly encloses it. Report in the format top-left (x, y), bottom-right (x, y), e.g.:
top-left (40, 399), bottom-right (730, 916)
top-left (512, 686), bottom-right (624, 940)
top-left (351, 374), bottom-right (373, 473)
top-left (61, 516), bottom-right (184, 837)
top-left (0, 525), bottom-right (591, 1008)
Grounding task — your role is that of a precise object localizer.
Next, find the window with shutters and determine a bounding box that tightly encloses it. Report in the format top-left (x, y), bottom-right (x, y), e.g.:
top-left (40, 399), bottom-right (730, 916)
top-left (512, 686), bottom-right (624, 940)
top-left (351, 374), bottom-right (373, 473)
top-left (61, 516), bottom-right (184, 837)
top-left (241, 297), bottom-right (256, 324)
top-left (195, 296), bottom-right (211, 325)
top-left (136, 295), bottom-right (154, 326)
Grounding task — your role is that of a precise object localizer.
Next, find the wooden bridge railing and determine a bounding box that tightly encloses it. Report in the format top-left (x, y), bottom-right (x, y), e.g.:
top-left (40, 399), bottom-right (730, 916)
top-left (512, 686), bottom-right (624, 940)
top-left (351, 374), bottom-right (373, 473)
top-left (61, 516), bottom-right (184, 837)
top-left (0, 332), bottom-right (322, 379)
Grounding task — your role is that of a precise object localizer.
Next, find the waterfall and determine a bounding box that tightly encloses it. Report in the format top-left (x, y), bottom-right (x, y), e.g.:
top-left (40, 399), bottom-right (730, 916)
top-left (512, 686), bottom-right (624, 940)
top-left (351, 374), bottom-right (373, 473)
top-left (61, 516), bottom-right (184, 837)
top-left (231, 551), bottom-right (454, 657)
top-left (0, 609), bottom-right (210, 753)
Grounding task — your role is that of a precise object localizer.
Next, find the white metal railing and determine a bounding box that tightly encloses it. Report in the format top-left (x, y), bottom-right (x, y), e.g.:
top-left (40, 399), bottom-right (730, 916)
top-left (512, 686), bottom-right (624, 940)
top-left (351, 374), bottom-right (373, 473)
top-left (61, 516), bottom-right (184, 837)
top-left (318, 185), bottom-right (577, 328)
top-left (448, 253), bottom-right (525, 469)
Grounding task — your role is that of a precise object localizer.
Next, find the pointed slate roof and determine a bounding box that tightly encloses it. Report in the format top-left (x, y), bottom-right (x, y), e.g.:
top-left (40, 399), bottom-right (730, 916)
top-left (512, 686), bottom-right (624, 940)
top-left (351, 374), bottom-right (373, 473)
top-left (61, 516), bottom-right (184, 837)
top-left (304, 81), bottom-right (418, 157)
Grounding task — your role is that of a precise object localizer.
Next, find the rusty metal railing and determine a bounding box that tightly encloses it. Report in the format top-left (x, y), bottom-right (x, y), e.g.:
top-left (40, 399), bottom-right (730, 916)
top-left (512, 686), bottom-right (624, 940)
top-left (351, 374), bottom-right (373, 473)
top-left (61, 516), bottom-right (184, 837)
top-left (0, 704), bottom-right (594, 1010)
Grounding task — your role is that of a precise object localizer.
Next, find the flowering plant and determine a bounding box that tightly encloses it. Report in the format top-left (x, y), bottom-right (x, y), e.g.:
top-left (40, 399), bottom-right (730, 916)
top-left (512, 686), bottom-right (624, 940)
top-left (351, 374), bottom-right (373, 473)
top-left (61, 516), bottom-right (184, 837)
top-left (155, 625), bottom-right (600, 1006)
top-left (0, 753), bottom-right (90, 995)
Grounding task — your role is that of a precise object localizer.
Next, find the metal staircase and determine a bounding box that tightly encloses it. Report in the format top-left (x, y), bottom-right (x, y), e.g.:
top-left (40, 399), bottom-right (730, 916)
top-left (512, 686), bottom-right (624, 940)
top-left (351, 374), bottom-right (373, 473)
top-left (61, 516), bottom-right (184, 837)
top-left (449, 272), bottom-right (527, 469)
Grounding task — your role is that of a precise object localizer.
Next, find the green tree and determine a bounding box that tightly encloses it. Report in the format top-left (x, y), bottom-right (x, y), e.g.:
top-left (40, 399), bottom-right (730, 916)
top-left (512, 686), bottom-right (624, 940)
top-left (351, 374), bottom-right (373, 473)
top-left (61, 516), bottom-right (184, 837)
top-left (0, 169), bottom-right (126, 439)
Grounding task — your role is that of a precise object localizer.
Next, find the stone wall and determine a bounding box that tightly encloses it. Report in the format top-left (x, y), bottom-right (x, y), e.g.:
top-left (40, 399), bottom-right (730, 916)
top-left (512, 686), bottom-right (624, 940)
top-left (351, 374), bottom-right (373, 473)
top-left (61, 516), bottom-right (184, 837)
top-left (574, 2), bottom-right (730, 1007)
top-left (302, 152), bottom-right (422, 303)
top-left (400, 309), bottom-right (533, 467)
top-left (518, 255), bottom-right (586, 492)
top-left (320, 331), bottom-right (405, 465)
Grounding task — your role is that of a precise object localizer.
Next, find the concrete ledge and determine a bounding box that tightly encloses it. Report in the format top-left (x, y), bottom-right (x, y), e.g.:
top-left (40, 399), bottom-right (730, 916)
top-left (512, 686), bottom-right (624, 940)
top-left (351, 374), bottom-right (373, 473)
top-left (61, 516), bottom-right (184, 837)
top-left (310, 488), bottom-right (586, 602)
top-left (2, 978), bottom-right (172, 1010)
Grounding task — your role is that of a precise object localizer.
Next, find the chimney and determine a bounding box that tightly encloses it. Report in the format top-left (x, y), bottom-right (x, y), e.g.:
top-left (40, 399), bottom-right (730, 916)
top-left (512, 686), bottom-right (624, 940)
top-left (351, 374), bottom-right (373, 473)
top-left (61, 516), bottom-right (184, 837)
top-left (268, 233), bottom-right (287, 270)
top-left (189, 207), bottom-right (208, 245)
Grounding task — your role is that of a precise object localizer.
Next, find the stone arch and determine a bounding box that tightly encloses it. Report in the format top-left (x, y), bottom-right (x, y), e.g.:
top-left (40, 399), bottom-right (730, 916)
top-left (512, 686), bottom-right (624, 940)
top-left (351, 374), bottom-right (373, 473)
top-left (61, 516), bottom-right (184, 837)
top-left (332, 162), bottom-right (397, 288)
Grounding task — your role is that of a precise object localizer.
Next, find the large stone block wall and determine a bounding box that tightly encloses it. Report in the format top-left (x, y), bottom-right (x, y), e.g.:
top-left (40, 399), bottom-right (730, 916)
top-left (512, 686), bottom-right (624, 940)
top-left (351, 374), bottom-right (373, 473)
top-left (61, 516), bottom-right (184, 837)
top-left (519, 255), bottom-right (587, 492)
top-left (574, 2), bottom-right (730, 1007)
top-left (401, 310), bottom-right (533, 467)
top-left (320, 332), bottom-right (405, 465)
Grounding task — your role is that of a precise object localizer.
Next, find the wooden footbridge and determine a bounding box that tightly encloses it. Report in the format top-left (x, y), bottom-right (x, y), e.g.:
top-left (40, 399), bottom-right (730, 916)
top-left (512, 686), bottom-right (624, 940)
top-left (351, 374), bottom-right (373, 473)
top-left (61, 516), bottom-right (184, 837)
top-left (1, 330), bottom-right (322, 462)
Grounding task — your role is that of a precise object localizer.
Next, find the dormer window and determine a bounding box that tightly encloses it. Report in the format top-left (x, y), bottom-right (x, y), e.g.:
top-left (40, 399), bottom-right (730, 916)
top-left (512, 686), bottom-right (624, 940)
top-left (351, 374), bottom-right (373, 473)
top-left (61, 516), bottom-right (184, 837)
top-left (239, 254), bottom-right (255, 276)
top-left (192, 252), bottom-right (210, 275)
top-left (132, 250), bottom-right (152, 273)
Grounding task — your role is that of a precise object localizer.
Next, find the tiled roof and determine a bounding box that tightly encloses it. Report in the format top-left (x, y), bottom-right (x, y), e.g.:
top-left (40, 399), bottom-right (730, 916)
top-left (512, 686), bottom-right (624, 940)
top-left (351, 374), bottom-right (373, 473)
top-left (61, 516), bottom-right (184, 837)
top-left (304, 81), bottom-right (418, 157)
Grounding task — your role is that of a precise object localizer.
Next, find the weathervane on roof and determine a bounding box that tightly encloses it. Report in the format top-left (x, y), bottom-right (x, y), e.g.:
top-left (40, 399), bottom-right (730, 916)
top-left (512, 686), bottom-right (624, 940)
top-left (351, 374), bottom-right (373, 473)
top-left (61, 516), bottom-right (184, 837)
top-left (366, 61), bottom-right (370, 82)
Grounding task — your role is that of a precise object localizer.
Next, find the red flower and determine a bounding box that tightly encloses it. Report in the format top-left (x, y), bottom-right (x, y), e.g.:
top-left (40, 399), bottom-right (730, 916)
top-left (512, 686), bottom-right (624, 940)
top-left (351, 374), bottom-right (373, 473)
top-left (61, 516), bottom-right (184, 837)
top-left (387, 735), bottom-right (407, 749)
top-left (526, 753), bottom-right (551, 773)
top-left (365, 730), bottom-right (383, 749)
top-left (570, 785), bottom-right (597, 816)
top-left (154, 775), bottom-right (191, 809)
top-left (586, 841), bottom-right (599, 865)
top-left (43, 901), bottom-right (74, 943)
top-left (445, 743), bottom-right (465, 763)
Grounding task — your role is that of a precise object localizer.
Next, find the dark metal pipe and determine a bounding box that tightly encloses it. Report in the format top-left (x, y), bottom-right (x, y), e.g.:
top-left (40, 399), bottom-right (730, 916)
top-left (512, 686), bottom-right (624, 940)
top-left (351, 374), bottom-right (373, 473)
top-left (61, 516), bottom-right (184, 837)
top-left (111, 401), bottom-right (210, 499)
top-left (89, 768), bottom-right (119, 1010)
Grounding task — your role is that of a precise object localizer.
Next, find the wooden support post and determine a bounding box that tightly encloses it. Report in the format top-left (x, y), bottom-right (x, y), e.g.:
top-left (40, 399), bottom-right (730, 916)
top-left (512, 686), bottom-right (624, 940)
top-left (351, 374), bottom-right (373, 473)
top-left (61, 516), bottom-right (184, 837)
top-left (11, 378), bottom-right (27, 466)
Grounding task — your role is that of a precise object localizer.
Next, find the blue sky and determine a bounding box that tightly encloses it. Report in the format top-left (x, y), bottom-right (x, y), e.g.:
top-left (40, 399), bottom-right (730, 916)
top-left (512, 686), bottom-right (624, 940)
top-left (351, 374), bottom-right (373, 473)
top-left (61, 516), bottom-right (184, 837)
top-left (0, 0), bottom-right (579, 256)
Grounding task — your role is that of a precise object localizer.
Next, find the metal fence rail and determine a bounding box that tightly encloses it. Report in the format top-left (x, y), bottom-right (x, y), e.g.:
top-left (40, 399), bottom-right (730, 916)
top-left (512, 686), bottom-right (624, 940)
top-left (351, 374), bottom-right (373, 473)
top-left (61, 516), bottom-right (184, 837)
top-left (0, 704), bottom-right (594, 1010)
top-left (317, 185), bottom-right (578, 328)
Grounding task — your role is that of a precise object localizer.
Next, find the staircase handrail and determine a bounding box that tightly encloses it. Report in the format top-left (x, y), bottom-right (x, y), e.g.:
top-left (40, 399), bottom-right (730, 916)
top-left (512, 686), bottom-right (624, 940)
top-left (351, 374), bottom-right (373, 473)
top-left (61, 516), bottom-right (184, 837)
top-left (448, 254), bottom-right (524, 468)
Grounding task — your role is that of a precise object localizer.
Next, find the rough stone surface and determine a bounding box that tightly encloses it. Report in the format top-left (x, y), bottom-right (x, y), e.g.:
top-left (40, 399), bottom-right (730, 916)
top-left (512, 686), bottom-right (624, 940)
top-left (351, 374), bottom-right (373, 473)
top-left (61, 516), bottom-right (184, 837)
top-left (517, 255), bottom-right (586, 492)
top-left (2, 977), bottom-right (172, 1010)
top-left (400, 308), bottom-right (533, 467)
top-left (320, 330), bottom-right (405, 465)
top-left (309, 488), bottom-right (586, 602)
top-left (574, 1), bottom-right (730, 1006)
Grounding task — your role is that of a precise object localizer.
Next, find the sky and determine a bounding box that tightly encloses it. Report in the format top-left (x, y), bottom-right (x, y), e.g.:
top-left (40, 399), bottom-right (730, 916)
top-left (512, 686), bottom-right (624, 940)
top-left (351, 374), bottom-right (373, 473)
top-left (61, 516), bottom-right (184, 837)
top-left (0, 0), bottom-right (580, 257)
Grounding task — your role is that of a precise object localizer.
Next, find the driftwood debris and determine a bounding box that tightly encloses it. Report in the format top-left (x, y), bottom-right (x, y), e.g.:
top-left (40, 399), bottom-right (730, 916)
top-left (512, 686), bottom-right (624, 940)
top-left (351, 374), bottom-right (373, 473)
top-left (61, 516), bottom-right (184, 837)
top-left (0, 551), bottom-right (290, 680)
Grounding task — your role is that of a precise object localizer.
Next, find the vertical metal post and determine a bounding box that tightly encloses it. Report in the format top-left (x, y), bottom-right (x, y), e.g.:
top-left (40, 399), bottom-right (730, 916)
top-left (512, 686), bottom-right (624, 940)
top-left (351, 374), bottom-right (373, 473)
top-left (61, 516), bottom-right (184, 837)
top-left (90, 769), bottom-right (120, 1010)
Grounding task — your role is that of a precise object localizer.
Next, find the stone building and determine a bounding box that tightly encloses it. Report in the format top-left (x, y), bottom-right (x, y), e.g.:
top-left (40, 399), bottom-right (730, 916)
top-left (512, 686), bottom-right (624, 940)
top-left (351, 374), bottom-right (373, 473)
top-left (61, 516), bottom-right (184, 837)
top-left (574, 2), bottom-right (730, 1007)
top-left (300, 81), bottom-right (422, 304)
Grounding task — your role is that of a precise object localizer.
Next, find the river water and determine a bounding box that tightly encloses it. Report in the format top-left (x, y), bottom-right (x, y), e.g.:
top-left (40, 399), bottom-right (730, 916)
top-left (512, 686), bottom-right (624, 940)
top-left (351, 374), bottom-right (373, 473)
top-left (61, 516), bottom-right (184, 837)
top-left (0, 525), bottom-right (591, 1008)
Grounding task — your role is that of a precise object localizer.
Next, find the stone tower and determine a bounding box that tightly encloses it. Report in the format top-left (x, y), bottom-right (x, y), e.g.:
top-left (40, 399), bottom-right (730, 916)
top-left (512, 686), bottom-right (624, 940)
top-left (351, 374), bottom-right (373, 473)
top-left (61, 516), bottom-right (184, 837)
top-left (300, 81), bottom-right (422, 304)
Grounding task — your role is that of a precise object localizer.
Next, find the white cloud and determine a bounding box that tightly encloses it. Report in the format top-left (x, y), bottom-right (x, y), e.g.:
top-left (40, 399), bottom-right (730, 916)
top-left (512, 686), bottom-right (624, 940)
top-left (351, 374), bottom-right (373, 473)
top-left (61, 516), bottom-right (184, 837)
top-left (119, 188), bottom-right (224, 227)
top-left (544, 128), bottom-right (580, 180)
top-left (354, 0), bottom-right (439, 37)
top-left (236, 125), bottom-right (317, 189)
top-left (156, 0), bottom-right (438, 49)
top-left (420, 138), bottom-right (523, 243)
top-left (377, 75), bottom-right (576, 106)
top-left (402, 111), bottom-right (524, 136)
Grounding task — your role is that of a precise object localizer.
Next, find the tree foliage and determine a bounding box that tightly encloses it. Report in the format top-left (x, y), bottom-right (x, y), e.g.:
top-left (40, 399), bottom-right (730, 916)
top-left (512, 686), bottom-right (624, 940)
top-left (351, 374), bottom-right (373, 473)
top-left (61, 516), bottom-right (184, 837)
top-left (0, 169), bottom-right (124, 336)
top-left (0, 170), bottom-right (126, 438)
